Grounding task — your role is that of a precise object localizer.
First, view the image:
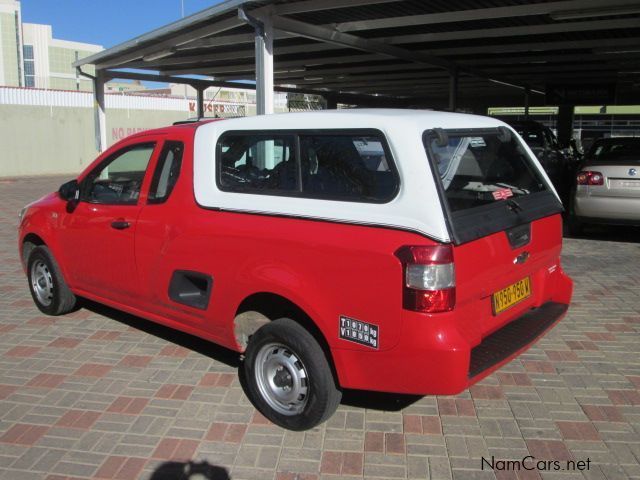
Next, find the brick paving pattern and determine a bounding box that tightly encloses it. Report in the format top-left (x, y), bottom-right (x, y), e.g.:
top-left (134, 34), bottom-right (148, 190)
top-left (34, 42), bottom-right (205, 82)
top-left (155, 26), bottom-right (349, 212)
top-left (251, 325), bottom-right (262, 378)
top-left (1, 176), bottom-right (639, 479)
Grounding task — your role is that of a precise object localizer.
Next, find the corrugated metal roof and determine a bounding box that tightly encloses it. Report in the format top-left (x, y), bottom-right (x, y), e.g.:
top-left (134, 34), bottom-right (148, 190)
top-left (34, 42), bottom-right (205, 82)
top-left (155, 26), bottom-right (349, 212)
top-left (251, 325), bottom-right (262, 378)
top-left (74, 0), bottom-right (640, 108)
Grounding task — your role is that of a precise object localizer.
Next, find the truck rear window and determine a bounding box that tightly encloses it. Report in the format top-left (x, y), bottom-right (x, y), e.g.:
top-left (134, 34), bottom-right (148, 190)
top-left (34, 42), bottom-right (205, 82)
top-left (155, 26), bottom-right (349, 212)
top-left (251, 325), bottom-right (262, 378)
top-left (424, 128), bottom-right (562, 244)
top-left (426, 130), bottom-right (547, 212)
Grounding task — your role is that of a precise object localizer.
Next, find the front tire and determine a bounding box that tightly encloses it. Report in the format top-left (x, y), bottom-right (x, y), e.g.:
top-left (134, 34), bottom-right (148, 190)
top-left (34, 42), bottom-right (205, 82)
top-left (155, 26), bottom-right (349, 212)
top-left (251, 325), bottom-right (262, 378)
top-left (242, 318), bottom-right (341, 430)
top-left (26, 246), bottom-right (76, 315)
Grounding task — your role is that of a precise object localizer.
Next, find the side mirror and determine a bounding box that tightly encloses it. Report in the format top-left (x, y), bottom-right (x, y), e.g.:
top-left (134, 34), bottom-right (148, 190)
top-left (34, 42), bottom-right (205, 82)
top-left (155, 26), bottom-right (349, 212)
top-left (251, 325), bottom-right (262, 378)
top-left (58, 179), bottom-right (79, 202)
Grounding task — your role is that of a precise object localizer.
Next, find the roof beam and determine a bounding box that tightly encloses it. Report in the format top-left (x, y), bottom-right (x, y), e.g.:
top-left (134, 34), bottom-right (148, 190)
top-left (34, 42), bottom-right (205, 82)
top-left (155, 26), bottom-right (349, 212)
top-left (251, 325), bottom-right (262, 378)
top-left (379, 17), bottom-right (640, 45)
top-left (215, 62), bottom-right (431, 81)
top-left (178, 32), bottom-right (291, 50)
top-left (273, 0), bottom-right (401, 15)
top-left (127, 41), bottom-right (352, 69)
top-left (424, 37), bottom-right (640, 57)
top-left (461, 51), bottom-right (640, 67)
top-left (93, 16), bottom-right (244, 69)
top-left (334, 0), bottom-right (640, 32)
top-left (289, 70), bottom-right (449, 86)
top-left (101, 69), bottom-right (405, 101)
top-left (269, 14), bottom-right (457, 70)
top-left (481, 64), bottom-right (637, 75)
top-left (304, 78), bottom-right (453, 90)
top-left (161, 53), bottom-right (387, 75)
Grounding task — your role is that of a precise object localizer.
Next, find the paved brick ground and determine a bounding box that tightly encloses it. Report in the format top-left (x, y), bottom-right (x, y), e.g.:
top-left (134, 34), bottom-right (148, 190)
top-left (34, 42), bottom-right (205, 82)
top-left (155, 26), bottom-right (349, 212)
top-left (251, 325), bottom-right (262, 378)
top-left (0, 175), bottom-right (639, 480)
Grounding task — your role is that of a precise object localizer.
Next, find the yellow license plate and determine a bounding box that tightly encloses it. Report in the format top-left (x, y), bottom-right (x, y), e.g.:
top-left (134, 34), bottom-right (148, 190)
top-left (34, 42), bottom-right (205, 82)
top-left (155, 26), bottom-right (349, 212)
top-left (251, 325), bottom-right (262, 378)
top-left (492, 277), bottom-right (531, 315)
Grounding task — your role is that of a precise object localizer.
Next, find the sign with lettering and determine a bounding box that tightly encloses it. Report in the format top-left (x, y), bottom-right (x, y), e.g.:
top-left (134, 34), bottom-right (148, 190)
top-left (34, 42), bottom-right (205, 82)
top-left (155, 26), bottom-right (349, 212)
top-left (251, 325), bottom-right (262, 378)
top-left (339, 316), bottom-right (379, 349)
top-left (545, 84), bottom-right (616, 105)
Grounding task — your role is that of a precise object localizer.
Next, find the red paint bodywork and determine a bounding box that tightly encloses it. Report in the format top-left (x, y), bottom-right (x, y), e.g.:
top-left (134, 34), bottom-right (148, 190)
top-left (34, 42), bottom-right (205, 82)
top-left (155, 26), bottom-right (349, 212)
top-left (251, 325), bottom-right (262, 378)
top-left (19, 122), bottom-right (573, 395)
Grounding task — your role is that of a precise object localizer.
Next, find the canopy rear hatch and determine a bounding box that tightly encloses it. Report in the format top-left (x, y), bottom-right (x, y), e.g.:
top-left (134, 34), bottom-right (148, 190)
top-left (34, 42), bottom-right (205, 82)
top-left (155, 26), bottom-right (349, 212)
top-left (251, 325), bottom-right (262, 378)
top-left (423, 128), bottom-right (565, 340)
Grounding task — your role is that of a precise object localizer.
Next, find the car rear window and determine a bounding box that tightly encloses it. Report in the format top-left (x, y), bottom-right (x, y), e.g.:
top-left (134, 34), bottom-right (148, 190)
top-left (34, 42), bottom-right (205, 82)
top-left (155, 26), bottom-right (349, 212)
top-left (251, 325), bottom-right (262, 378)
top-left (588, 138), bottom-right (640, 161)
top-left (424, 128), bottom-right (562, 244)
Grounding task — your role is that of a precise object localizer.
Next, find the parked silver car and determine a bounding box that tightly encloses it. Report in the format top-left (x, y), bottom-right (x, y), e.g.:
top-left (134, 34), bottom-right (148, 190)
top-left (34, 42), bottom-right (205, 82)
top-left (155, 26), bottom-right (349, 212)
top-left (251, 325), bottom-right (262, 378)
top-left (570, 137), bottom-right (640, 233)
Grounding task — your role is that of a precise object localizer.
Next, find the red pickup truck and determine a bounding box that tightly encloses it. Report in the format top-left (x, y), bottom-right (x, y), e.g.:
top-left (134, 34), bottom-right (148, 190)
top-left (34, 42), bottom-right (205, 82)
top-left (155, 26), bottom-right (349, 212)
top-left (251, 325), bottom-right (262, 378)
top-left (19, 110), bottom-right (573, 430)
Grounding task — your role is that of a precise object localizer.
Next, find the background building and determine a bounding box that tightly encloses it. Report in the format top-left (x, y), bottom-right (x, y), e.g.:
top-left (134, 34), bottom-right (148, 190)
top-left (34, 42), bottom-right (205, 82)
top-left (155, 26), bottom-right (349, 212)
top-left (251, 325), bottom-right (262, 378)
top-left (0, 0), bottom-right (22, 86)
top-left (22, 22), bottom-right (101, 90)
top-left (0, 0), bottom-right (102, 90)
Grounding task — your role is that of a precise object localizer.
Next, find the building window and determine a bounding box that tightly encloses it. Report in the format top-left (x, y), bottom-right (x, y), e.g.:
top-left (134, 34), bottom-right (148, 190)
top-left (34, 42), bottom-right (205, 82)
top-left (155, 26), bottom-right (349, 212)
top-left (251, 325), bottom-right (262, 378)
top-left (23, 45), bottom-right (35, 88)
top-left (15, 12), bottom-right (23, 86)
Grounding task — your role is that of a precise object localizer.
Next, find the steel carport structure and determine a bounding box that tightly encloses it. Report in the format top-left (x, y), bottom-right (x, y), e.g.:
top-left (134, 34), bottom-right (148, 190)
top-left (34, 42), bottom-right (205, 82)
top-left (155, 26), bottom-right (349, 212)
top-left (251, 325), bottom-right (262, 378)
top-left (73, 0), bottom-right (640, 152)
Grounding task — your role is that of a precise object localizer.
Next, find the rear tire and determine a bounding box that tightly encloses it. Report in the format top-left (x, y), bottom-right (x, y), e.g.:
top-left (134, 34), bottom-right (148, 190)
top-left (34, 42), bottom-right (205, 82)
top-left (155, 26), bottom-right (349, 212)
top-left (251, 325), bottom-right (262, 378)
top-left (26, 246), bottom-right (76, 315)
top-left (242, 318), bottom-right (341, 431)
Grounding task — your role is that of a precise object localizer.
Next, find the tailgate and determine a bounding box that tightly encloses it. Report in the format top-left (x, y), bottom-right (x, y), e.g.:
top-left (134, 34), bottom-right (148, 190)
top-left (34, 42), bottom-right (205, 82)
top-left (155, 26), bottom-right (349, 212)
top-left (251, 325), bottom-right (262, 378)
top-left (454, 214), bottom-right (563, 342)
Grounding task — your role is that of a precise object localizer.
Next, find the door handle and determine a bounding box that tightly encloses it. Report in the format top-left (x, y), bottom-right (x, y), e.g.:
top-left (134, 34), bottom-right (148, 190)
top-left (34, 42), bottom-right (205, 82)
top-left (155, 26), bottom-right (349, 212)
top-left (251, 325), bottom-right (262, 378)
top-left (111, 219), bottom-right (130, 230)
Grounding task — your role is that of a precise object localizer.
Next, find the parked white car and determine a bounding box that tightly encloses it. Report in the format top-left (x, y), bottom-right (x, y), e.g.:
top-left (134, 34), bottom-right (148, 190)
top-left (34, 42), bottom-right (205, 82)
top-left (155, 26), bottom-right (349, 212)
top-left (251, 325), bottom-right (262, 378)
top-left (570, 137), bottom-right (640, 233)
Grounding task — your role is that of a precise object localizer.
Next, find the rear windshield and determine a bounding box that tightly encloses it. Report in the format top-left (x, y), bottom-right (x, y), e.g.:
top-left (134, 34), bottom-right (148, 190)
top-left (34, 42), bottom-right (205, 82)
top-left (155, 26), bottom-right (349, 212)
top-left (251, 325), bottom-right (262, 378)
top-left (587, 138), bottom-right (640, 161)
top-left (424, 128), bottom-right (562, 244)
top-left (425, 130), bottom-right (548, 212)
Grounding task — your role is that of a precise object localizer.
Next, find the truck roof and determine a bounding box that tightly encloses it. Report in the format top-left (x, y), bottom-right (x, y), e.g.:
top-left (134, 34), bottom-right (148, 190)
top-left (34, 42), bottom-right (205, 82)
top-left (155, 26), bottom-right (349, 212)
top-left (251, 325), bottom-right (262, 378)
top-left (128, 109), bottom-right (506, 140)
top-left (199, 109), bottom-right (504, 132)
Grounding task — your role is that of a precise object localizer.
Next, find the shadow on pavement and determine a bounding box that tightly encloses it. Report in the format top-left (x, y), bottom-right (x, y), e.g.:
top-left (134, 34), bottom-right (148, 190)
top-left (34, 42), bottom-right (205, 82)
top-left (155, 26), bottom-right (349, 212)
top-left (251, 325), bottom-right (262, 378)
top-left (341, 389), bottom-right (422, 411)
top-left (150, 461), bottom-right (230, 480)
top-left (563, 223), bottom-right (640, 243)
top-left (83, 301), bottom-right (423, 413)
top-left (80, 299), bottom-right (241, 368)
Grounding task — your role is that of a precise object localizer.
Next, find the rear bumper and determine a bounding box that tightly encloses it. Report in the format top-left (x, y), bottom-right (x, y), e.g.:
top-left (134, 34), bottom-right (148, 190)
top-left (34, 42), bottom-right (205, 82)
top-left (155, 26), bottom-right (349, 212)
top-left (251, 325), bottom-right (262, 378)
top-left (468, 302), bottom-right (567, 378)
top-left (333, 269), bottom-right (572, 395)
top-left (574, 195), bottom-right (640, 222)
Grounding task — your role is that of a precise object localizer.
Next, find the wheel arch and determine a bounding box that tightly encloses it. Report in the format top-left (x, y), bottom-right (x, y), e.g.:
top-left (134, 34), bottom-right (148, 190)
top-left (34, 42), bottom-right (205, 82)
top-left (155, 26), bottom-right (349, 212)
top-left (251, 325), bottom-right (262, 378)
top-left (21, 232), bottom-right (46, 269)
top-left (233, 292), bottom-right (339, 384)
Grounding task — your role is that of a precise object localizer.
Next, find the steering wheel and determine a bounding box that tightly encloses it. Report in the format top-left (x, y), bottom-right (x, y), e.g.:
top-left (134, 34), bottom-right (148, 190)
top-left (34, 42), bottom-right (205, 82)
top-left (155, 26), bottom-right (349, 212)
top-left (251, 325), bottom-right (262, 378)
top-left (91, 182), bottom-right (120, 202)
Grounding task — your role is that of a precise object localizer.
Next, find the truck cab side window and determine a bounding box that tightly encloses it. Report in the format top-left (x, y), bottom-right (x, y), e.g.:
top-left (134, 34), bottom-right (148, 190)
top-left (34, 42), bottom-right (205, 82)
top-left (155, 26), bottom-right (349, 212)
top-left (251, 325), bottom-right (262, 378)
top-left (148, 141), bottom-right (184, 204)
top-left (82, 143), bottom-right (155, 205)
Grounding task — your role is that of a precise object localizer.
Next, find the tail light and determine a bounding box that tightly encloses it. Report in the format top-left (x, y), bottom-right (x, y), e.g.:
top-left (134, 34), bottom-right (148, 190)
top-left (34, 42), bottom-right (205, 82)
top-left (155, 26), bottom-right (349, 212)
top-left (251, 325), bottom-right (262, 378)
top-left (395, 245), bottom-right (455, 313)
top-left (577, 171), bottom-right (604, 186)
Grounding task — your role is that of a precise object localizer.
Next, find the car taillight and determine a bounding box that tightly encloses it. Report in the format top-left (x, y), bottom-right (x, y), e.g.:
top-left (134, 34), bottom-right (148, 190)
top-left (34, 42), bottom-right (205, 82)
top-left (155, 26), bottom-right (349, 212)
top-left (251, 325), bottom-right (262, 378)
top-left (395, 245), bottom-right (456, 313)
top-left (577, 170), bottom-right (604, 186)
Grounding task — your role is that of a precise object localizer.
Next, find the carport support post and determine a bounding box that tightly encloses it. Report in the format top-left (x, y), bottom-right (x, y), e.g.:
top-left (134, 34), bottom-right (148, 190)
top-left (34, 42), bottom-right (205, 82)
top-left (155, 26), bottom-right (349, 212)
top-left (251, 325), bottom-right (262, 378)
top-left (195, 86), bottom-right (205, 118)
top-left (557, 104), bottom-right (575, 148)
top-left (255, 16), bottom-right (274, 115)
top-left (93, 71), bottom-right (107, 153)
top-left (448, 68), bottom-right (458, 112)
top-left (326, 94), bottom-right (337, 110)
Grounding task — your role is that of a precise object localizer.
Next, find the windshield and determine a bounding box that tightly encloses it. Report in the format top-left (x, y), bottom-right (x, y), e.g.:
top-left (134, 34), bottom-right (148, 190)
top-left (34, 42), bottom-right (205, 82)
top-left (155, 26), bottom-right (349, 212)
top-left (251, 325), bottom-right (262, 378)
top-left (587, 138), bottom-right (640, 161)
top-left (426, 130), bottom-right (548, 213)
